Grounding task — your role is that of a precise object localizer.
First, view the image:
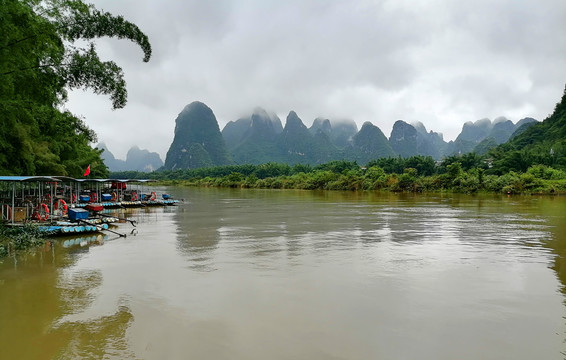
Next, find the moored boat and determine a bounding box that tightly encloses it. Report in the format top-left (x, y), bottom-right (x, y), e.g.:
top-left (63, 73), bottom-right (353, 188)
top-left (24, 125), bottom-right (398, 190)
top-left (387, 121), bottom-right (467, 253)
top-left (0, 176), bottom-right (179, 227)
top-left (0, 176), bottom-right (178, 237)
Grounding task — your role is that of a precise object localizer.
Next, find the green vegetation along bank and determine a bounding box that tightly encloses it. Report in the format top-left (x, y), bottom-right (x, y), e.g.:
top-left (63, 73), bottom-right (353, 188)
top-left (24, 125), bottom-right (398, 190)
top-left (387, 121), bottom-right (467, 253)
top-left (5, 156), bottom-right (564, 259)
top-left (113, 156), bottom-right (566, 195)
top-left (0, 224), bottom-right (46, 258)
top-left (112, 86), bottom-right (566, 194)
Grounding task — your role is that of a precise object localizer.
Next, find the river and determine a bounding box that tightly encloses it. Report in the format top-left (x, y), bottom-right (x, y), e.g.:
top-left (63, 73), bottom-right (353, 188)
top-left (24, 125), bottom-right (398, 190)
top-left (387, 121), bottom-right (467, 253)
top-left (0, 187), bottom-right (565, 359)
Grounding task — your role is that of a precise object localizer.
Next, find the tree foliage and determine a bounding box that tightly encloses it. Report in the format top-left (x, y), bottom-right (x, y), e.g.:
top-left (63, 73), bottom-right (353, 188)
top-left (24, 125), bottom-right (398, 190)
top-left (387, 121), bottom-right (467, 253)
top-left (109, 153), bottom-right (566, 195)
top-left (0, 0), bottom-right (151, 176)
top-left (487, 84), bottom-right (566, 174)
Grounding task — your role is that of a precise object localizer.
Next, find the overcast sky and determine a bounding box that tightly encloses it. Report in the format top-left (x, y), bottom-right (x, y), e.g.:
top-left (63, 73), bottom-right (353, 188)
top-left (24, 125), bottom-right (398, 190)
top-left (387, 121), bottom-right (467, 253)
top-left (65, 0), bottom-right (566, 160)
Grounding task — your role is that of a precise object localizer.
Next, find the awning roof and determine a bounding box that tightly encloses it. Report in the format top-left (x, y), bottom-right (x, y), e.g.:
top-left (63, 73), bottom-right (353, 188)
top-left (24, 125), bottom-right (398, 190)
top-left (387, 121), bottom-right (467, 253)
top-left (0, 176), bottom-right (156, 183)
top-left (0, 176), bottom-right (60, 182)
top-left (73, 178), bottom-right (156, 183)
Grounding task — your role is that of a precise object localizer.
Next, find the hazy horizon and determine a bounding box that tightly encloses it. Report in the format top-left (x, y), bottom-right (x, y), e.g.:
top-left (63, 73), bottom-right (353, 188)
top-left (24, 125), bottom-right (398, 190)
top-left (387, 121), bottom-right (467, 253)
top-left (66, 0), bottom-right (566, 159)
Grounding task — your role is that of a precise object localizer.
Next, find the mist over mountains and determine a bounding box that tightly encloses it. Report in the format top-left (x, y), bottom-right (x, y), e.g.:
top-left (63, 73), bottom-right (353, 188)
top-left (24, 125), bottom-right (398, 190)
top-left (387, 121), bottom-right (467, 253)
top-left (98, 143), bottom-right (163, 172)
top-left (99, 101), bottom-right (538, 172)
top-left (157, 101), bottom-right (537, 170)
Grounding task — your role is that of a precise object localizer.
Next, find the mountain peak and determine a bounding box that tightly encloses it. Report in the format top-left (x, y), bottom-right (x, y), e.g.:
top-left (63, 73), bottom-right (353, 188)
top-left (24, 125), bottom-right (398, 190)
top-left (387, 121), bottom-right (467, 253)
top-left (352, 122), bottom-right (395, 160)
top-left (165, 101), bottom-right (231, 169)
top-left (360, 121), bottom-right (374, 130)
top-left (309, 117), bottom-right (332, 137)
top-left (181, 101), bottom-right (208, 114)
top-left (411, 121), bottom-right (428, 135)
top-left (284, 111), bottom-right (307, 131)
top-left (389, 120), bottom-right (418, 157)
top-left (475, 118), bottom-right (492, 126)
top-left (493, 116), bottom-right (510, 125)
top-left (251, 108), bottom-right (282, 131)
top-left (126, 146), bottom-right (163, 172)
top-left (252, 106), bottom-right (268, 116)
top-left (98, 143), bottom-right (163, 172)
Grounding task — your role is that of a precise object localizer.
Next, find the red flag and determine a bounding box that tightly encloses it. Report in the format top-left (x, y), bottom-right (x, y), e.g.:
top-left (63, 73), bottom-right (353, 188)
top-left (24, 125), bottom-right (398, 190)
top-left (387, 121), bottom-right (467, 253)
top-left (83, 164), bottom-right (91, 176)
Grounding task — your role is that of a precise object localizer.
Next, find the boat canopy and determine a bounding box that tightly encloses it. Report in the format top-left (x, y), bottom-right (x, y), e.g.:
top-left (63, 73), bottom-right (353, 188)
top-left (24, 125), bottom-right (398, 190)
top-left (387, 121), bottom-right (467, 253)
top-left (0, 176), bottom-right (156, 183)
top-left (71, 178), bottom-right (156, 183)
top-left (0, 176), bottom-right (61, 182)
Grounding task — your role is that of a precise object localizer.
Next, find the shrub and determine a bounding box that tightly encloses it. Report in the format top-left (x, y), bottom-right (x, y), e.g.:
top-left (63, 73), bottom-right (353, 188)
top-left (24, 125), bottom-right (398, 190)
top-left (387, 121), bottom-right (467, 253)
top-left (526, 165), bottom-right (566, 180)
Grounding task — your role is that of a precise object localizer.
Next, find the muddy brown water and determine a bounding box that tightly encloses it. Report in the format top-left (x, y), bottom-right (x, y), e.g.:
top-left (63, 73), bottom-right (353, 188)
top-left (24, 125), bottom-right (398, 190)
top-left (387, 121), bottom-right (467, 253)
top-left (1, 188), bottom-right (565, 359)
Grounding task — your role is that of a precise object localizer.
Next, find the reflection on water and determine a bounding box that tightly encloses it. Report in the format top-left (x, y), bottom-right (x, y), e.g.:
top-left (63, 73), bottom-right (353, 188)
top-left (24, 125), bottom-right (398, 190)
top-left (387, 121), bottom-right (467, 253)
top-left (53, 304), bottom-right (135, 360)
top-left (175, 191), bottom-right (227, 271)
top-left (0, 239), bottom-right (132, 359)
top-left (0, 188), bottom-right (565, 359)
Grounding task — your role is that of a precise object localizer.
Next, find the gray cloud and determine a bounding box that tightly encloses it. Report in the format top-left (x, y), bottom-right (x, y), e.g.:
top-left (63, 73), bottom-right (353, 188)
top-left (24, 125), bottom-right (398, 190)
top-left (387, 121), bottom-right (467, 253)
top-left (67, 0), bottom-right (566, 159)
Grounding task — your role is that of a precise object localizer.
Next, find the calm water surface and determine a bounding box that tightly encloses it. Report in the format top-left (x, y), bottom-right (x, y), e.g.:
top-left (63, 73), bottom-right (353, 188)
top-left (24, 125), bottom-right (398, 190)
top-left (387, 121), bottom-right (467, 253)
top-left (1, 188), bottom-right (565, 359)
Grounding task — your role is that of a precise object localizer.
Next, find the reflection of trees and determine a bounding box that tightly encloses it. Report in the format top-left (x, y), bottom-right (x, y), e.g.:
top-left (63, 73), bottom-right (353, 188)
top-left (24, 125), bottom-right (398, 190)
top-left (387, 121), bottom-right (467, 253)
top-left (52, 305), bottom-right (135, 359)
top-left (174, 189), bottom-right (227, 271)
top-left (549, 239), bottom-right (566, 296)
top-left (443, 195), bottom-right (566, 300)
top-left (0, 241), bottom-right (134, 359)
top-left (0, 245), bottom-right (76, 359)
top-left (535, 197), bottom-right (566, 298)
top-left (56, 269), bottom-right (103, 314)
top-left (176, 188), bottom-right (566, 304)
top-left (181, 189), bottom-right (396, 264)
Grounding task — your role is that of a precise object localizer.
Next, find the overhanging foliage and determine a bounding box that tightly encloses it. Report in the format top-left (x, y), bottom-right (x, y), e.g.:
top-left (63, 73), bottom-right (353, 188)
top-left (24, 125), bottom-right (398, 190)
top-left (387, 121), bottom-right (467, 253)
top-left (0, 0), bottom-right (151, 176)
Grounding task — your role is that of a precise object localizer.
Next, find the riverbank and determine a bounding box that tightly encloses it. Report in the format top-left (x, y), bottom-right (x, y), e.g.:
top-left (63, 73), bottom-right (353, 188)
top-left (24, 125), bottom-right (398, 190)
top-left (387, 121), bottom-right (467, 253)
top-left (0, 224), bottom-right (46, 257)
top-left (5, 163), bottom-right (566, 259)
top-left (114, 158), bottom-right (566, 196)
top-left (153, 165), bottom-right (566, 195)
